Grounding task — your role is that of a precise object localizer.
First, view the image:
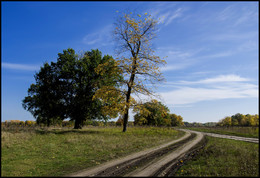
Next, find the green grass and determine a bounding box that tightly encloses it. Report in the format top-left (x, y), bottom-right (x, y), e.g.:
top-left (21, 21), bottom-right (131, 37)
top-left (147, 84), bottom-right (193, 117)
top-left (175, 136), bottom-right (259, 177)
top-left (183, 126), bottom-right (259, 138)
top-left (1, 126), bottom-right (184, 177)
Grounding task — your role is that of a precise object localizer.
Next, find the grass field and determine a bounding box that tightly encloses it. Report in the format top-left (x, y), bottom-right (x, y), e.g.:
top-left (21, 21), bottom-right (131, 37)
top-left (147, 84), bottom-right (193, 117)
top-left (175, 136), bottom-right (259, 177)
top-left (183, 126), bottom-right (259, 138)
top-left (1, 125), bottom-right (259, 177)
top-left (1, 126), bottom-right (184, 177)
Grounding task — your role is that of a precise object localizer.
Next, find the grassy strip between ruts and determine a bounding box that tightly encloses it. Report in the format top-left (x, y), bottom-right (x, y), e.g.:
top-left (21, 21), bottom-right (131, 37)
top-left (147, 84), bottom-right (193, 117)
top-left (1, 126), bottom-right (184, 177)
top-left (174, 136), bottom-right (259, 177)
top-left (182, 126), bottom-right (259, 138)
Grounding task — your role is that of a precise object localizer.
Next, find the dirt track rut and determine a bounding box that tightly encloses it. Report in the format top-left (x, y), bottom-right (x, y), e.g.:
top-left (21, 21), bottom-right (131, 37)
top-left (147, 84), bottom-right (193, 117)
top-left (127, 131), bottom-right (204, 177)
top-left (68, 129), bottom-right (205, 177)
top-left (68, 128), bottom-right (258, 177)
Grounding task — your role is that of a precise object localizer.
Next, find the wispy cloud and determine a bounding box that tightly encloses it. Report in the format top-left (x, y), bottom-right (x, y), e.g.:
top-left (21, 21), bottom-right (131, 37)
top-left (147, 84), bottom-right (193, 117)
top-left (146, 3), bottom-right (185, 26)
top-left (157, 47), bottom-right (204, 72)
top-left (82, 24), bottom-right (113, 46)
top-left (160, 84), bottom-right (258, 106)
top-left (166, 75), bottom-right (251, 85)
top-left (159, 8), bottom-right (183, 26)
top-left (158, 74), bottom-right (258, 106)
top-left (160, 63), bottom-right (190, 72)
top-left (198, 74), bottom-right (251, 83)
top-left (206, 31), bottom-right (257, 42)
top-left (2, 62), bottom-right (40, 71)
top-left (216, 3), bottom-right (258, 27)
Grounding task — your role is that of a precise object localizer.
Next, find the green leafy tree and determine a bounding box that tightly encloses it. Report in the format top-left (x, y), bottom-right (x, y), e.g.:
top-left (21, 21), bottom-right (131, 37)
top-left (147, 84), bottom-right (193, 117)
top-left (244, 114), bottom-right (254, 126)
top-left (223, 116), bottom-right (232, 126)
top-left (217, 113), bottom-right (259, 127)
top-left (252, 114), bottom-right (259, 126)
top-left (23, 48), bottom-right (122, 129)
top-left (168, 114), bottom-right (184, 126)
top-left (231, 113), bottom-right (243, 126)
top-left (22, 62), bottom-right (66, 127)
top-left (133, 114), bottom-right (148, 126)
top-left (133, 100), bottom-right (170, 126)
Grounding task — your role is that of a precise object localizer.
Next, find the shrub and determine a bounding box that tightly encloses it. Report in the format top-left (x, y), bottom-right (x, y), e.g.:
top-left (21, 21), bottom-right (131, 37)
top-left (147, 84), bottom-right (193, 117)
top-left (19, 121), bottom-right (25, 126)
top-left (116, 118), bottom-right (123, 126)
top-left (91, 121), bottom-right (104, 127)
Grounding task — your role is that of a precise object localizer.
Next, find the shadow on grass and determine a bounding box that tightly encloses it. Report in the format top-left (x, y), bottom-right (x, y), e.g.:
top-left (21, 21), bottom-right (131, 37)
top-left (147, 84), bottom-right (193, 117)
top-left (35, 128), bottom-right (106, 135)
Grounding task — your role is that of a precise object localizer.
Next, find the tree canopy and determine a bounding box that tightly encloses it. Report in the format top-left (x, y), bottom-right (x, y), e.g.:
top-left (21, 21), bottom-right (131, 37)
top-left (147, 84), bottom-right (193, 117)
top-left (217, 113), bottom-right (259, 127)
top-left (22, 48), bottom-right (123, 129)
top-left (133, 100), bottom-right (183, 127)
top-left (94, 12), bottom-right (166, 132)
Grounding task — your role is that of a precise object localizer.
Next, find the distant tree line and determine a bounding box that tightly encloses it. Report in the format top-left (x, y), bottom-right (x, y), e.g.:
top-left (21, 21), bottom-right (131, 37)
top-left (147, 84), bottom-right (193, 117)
top-left (217, 113), bottom-right (259, 127)
top-left (183, 122), bottom-right (217, 127)
top-left (2, 119), bottom-right (135, 128)
top-left (181, 114), bottom-right (259, 127)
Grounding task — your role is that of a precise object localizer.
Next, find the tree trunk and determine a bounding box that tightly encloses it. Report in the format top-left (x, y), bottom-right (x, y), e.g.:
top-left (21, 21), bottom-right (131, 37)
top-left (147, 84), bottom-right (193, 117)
top-left (122, 109), bottom-right (129, 132)
top-left (123, 95), bottom-right (130, 132)
top-left (123, 84), bottom-right (132, 132)
top-left (122, 56), bottom-right (137, 132)
top-left (47, 118), bottom-right (50, 127)
top-left (74, 118), bottom-right (82, 129)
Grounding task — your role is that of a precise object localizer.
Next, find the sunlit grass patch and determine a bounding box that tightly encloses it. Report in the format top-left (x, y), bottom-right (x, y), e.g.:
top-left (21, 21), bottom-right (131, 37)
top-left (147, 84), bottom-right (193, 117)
top-left (175, 136), bottom-right (259, 177)
top-left (1, 126), bottom-right (184, 177)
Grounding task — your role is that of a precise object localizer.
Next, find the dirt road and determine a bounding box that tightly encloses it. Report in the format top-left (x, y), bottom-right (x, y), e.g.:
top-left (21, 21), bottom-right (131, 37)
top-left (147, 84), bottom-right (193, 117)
top-left (67, 129), bottom-right (205, 177)
top-left (127, 131), bottom-right (204, 177)
top-left (67, 128), bottom-right (258, 177)
top-left (179, 129), bottom-right (259, 143)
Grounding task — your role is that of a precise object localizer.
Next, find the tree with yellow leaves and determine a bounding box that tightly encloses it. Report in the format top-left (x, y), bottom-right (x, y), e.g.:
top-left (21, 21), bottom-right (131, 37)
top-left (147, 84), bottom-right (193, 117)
top-left (94, 12), bottom-right (166, 132)
top-left (133, 99), bottom-right (170, 126)
top-left (111, 12), bottom-right (166, 132)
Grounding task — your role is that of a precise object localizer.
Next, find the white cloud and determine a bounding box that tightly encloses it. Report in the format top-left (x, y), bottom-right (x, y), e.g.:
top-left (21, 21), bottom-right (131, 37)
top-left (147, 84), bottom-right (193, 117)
top-left (160, 63), bottom-right (189, 72)
top-left (2, 62), bottom-right (40, 71)
top-left (159, 83), bottom-right (258, 106)
top-left (177, 75), bottom-right (251, 85)
top-left (83, 32), bottom-right (102, 45)
top-left (166, 49), bottom-right (193, 59)
top-left (157, 47), bottom-right (204, 72)
top-left (217, 5), bottom-right (236, 21)
top-left (164, 8), bottom-right (183, 26)
top-left (82, 24), bottom-right (113, 46)
top-left (198, 74), bottom-right (251, 83)
top-left (157, 74), bottom-right (258, 106)
top-left (147, 3), bottom-right (184, 26)
top-left (216, 4), bottom-right (258, 27)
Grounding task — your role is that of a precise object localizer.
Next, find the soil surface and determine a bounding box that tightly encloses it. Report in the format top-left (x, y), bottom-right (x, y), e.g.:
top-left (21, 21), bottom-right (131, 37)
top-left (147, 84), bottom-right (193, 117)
top-left (67, 128), bottom-right (258, 177)
top-left (67, 129), bottom-right (204, 177)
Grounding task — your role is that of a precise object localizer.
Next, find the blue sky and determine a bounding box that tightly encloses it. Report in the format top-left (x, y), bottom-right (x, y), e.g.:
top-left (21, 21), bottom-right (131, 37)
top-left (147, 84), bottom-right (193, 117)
top-left (1, 1), bottom-right (259, 123)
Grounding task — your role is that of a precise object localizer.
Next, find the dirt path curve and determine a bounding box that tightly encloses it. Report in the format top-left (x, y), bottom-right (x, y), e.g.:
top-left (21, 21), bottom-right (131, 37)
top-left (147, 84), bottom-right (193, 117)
top-left (180, 129), bottom-right (259, 143)
top-left (127, 131), bottom-right (204, 177)
top-left (67, 128), bottom-right (257, 177)
top-left (67, 130), bottom-right (192, 177)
